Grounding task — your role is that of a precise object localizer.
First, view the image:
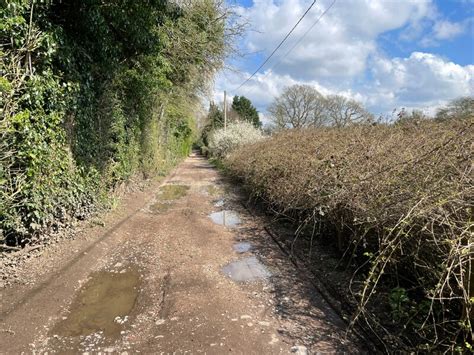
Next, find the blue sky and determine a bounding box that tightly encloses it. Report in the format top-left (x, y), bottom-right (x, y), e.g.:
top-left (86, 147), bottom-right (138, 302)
top-left (379, 0), bottom-right (473, 64)
top-left (215, 0), bottom-right (474, 118)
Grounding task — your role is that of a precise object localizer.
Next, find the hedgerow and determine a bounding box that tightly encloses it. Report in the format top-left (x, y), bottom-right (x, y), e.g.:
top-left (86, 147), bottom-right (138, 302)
top-left (225, 119), bottom-right (473, 351)
top-left (1, 0), bottom-right (230, 246)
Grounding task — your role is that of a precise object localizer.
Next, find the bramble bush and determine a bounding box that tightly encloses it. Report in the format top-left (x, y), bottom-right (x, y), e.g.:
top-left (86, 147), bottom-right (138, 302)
top-left (225, 117), bottom-right (473, 352)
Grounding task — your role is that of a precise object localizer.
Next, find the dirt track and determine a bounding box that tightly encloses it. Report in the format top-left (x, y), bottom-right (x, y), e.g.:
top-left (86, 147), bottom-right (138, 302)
top-left (0, 154), bottom-right (361, 354)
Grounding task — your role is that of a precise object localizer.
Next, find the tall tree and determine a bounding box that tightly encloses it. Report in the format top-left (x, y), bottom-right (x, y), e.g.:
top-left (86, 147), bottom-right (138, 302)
top-left (207, 102), bottom-right (224, 128)
top-left (267, 85), bottom-right (373, 130)
top-left (267, 85), bottom-right (326, 129)
top-left (231, 95), bottom-right (261, 128)
top-left (323, 95), bottom-right (373, 127)
top-left (200, 102), bottom-right (224, 147)
top-left (0, 0), bottom-right (239, 245)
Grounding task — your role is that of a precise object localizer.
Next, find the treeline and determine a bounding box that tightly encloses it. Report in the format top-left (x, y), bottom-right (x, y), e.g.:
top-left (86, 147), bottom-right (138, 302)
top-left (199, 95), bottom-right (261, 149)
top-left (267, 84), bottom-right (373, 129)
top-left (267, 84), bottom-right (474, 129)
top-left (1, 0), bottom-right (230, 246)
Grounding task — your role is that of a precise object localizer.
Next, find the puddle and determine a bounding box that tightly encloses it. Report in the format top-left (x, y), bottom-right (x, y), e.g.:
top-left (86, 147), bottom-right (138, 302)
top-left (234, 242), bottom-right (252, 253)
top-left (209, 210), bottom-right (241, 228)
top-left (52, 267), bottom-right (140, 338)
top-left (150, 201), bottom-right (171, 214)
top-left (158, 184), bottom-right (189, 201)
top-left (222, 256), bottom-right (271, 282)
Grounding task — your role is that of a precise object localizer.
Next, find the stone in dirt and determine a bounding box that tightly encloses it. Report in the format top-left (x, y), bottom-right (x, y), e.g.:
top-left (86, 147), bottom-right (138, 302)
top-left (233, 242), bottom-right (252, 253)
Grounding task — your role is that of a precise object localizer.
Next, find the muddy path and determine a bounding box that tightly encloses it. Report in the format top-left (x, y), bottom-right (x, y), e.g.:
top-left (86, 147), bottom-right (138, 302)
top-left (0, 153), bottom-right (363, 354)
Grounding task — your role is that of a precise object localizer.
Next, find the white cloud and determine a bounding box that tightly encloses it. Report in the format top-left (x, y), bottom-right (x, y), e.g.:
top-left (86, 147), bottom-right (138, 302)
top-left (369, 52), bottom-right (474, 112)
top-left (433, 20), bottom-right (465, 40)
top-left (214, 52), bottom-right (473, 116)
top-left (212, 0), bottom-right (473, 118)
top-left (213, 68), bottom-right (366, 112)
top-left (238, 0), bottom-right (433, 82)
top-left (419, 18), bottom-right (469, 46)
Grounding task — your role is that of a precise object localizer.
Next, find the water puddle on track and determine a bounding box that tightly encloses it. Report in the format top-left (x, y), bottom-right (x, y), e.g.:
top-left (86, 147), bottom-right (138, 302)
top-left (51, 266), bottom-right (140, 340)
top-left (209, 210), bottom-right (241, 228)
top-left (222, 256), bottom-right (271, 282)
top-left (233, 242), bottom-right (252, 253)
top-left (158, 184), bottom-right (189, 201)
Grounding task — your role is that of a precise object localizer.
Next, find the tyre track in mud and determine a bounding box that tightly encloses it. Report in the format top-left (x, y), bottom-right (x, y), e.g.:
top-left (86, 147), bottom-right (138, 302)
top-left (1, 153), bottom-right (363, 354)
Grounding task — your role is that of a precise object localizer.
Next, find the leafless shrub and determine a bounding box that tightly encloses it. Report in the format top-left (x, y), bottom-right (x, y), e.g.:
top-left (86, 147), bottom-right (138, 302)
top-left (225, 119), bottom-right (473, 351)
top-left (436, 96), bottom-right (474, 122)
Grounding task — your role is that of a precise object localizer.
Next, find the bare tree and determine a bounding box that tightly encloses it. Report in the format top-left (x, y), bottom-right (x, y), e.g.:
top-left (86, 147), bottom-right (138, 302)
top-left (267, 85), bottom-right (326, 129)
top-left (435, 96), bottom-right (474, 121)
top-left (323, 95), bottom-right (373, 127)
top-left (267, 85), bottom-right (373, 130)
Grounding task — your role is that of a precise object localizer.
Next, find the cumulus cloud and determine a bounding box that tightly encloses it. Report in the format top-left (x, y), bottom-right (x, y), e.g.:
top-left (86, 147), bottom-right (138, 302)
top-left (214, 52), bottom-right (473, 116)
top-left (238, 0), bottom-right (433, 82)
top-left (368, 52), bottom-right (474, 112)
top-left (213, 68), bottom-right (366, 112)
top-left (212, 0), bottom-right (473, 117)
top-left (419, 18), bottom-right (469, 46)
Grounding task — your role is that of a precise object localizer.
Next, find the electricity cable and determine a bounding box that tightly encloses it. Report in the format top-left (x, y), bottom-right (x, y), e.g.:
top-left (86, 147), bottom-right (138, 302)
top-left (234, 0), bottom-right (317, 92)
top-left (238, 0), bottom-right (336, 97)
top-left (267, 0), bottom-right (336, 76)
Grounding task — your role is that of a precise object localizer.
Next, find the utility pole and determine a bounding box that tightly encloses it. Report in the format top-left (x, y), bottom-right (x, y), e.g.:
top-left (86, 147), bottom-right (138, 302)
top-left (223, 90), bottom-right (227, 131)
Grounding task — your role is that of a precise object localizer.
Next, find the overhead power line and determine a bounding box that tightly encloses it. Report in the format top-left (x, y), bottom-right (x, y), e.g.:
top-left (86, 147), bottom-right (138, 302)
top-left (234, 0), bottom-right (317, 92)
top-left (270, 0), bottom-right (336, 73)
top-left (238, 0), bottom-right (336, 97)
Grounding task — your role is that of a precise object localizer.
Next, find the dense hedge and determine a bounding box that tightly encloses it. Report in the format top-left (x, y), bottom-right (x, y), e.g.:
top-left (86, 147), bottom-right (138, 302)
top-left (225, 119), bottom-right (473, 351)
top-left (1, 0), bottom-right (227, 245)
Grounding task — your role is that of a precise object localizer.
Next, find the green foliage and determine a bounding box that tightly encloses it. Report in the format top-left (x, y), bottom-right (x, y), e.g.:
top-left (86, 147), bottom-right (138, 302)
top-left (389, 287), bottom-right (410, 321)
top-left (232, 95), bottom-right (261, 128)
top-left (1, 1), bottom-right (98, 245)
top-left (208, 102), bottom-right (225, 129)
top-left (1, 0), bottom-right (228, 245)
top-left (199, 102), bottom-right (224, 148)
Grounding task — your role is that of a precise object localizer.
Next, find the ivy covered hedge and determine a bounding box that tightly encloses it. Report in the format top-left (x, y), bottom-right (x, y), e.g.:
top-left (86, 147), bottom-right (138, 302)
top-left (1, 0), bottom-right (228, 245)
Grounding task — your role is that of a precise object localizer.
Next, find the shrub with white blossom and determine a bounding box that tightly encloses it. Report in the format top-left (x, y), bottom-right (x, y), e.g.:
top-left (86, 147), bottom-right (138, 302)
top-left (208, 121), bottom-right (264, 159)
